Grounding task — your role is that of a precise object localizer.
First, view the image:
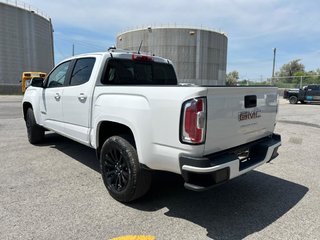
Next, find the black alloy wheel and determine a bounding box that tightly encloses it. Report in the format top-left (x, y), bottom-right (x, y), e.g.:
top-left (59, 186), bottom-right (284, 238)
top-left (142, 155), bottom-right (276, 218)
top-left (100, 135), bottom-right (151, 202)
top-left (104, 146), bottom-right (130, 192)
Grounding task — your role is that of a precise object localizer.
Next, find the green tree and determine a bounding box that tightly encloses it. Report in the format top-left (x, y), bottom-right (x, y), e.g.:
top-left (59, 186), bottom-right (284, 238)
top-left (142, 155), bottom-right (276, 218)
top-left (226, 70), bottom-right (239, 86)
top-left (301, 70), bottom-right (320, 85)
top-left (276, 59), bottom-right (305, 83)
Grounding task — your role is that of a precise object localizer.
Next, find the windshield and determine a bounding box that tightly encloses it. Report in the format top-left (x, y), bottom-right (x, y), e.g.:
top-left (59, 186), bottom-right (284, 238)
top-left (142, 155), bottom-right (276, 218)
top-left (101, 59), bottom-right (177, 85)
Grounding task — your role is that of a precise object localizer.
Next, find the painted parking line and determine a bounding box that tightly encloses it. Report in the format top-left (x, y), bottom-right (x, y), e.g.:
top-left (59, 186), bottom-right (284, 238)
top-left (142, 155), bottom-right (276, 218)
top-left (111, 235), bottom-right (155, 240)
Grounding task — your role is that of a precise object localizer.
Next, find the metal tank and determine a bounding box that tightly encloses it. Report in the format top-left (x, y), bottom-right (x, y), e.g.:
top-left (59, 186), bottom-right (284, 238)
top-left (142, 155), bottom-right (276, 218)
top-left (0, 1), bottom-right (54, 93)
top-left (116, 27), bottom-right (228, 85)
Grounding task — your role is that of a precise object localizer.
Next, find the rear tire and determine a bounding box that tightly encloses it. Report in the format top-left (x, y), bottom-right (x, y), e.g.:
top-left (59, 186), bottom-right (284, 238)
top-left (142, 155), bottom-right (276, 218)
top-left (289, 96), bottom-right (298, 104)
top-left (100, 135), bottom-right (151, 202)
top-left (25, 108), bottom-right (44, 144)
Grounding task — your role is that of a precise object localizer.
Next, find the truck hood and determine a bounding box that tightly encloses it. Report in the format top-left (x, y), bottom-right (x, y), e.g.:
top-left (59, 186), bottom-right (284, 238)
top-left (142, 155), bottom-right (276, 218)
top-left (288, 88), bottom-right (300, 92)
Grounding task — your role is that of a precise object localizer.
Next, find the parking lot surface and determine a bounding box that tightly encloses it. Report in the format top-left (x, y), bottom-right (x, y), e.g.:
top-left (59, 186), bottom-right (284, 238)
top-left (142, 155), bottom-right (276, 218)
top-left (0, 96), bottom-right (319, 240)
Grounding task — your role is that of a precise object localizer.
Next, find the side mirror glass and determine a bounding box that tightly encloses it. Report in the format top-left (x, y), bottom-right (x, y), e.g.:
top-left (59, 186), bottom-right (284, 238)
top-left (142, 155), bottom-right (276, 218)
top-left (30, 77), bottom-right (44, 88)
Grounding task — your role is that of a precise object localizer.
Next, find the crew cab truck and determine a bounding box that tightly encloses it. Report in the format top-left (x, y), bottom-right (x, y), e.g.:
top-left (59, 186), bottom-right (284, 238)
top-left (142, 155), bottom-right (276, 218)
top-left (23, 49), bottom-right (281, 202)
top-left (284, 84), bottom-right (320, 104)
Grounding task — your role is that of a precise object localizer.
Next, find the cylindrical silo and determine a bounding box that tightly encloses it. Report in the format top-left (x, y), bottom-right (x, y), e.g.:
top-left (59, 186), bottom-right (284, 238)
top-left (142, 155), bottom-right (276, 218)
top-left (0, 1), bottom-right (54, 94)
top-left (116, 27), bottom-right (228, 85)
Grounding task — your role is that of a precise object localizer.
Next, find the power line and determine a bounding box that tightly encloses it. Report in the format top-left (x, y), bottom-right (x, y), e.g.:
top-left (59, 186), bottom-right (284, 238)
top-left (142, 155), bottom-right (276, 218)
top-left (54, 34), bottom-right (106, 51)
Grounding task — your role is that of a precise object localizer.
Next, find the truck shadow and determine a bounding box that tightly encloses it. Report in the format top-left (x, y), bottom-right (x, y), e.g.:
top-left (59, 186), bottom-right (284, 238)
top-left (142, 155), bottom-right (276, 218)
top-left (133, 171), bottom-right (308, 240)
top-left (42, 133), bottom-right (308, 240)
top-left (40, 132), bottom-right (99, 172)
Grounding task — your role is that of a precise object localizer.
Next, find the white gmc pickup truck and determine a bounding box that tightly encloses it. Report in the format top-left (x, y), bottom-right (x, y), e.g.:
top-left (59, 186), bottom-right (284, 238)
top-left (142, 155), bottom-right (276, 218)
top-left (23, 49), bottom-right (281, 202)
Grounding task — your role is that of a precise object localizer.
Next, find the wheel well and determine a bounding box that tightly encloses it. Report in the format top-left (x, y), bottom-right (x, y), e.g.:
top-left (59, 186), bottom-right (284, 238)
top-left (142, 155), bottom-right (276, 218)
top-left (97, 121), bottom-right (136, 157)
top-left (23, 102), bottom-right (32, 120)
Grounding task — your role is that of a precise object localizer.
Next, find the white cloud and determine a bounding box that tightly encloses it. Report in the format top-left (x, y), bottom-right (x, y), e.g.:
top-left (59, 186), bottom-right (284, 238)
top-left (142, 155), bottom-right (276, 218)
top-left (24, 0), bottom-right (320, 78)
top-left (25, 0), bottom-right (319, 36)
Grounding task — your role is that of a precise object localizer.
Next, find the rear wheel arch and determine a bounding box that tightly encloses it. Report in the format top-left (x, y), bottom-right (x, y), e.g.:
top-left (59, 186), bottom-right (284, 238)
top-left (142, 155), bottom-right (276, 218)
top-left (96, 121), bottom-right (136, 158)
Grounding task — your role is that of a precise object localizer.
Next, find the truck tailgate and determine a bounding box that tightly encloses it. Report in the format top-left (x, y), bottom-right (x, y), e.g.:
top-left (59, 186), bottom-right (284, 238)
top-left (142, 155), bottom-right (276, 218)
top-left (204, 87), bottom-right (278, 155)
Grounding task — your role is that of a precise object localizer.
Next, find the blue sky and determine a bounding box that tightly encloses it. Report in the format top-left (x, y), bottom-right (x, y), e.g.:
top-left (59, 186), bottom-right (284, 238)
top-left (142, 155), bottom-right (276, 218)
top-left (26, 0), bottom-right (320, 81)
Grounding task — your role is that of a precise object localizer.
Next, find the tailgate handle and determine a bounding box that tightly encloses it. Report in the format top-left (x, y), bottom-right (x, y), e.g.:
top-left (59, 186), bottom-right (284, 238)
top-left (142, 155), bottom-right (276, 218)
top-left (245, 95), bottom-right (257, 108)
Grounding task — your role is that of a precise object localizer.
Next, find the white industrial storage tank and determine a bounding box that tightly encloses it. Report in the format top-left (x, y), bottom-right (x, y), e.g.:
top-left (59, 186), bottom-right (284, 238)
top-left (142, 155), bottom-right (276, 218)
top-left (0, 1), bottom-right (54, 93)
top-left (116, 27), bottom-right (228, 85)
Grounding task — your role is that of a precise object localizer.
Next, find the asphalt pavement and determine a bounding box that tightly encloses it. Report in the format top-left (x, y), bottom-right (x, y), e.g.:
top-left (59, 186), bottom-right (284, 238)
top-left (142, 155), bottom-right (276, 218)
top-left (0, 96), bottom-right (319, 240)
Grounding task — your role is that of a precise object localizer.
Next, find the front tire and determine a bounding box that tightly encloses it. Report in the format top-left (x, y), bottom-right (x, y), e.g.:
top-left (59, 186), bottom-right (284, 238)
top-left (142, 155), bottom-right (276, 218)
top-left (289, 96), bottom-right (298, 104)
top-left (100, 135), bottom-right (151, 202)
top-left (25, 108), bottom-right (44, 144)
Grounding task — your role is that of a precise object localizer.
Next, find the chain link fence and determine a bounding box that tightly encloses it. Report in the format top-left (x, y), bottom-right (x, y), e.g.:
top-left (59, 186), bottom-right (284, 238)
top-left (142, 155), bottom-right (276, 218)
top-left (235, 75), bottom-right (320, 97)
top-left (237, 75), bottom-right (320, 88)
top-left (271, 75), bottom-right (320, 89)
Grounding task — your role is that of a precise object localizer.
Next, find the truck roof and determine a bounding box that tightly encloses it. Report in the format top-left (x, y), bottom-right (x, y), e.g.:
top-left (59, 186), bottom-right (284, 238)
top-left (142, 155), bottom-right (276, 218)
top-left (61, 48), bottom-right (172, 65)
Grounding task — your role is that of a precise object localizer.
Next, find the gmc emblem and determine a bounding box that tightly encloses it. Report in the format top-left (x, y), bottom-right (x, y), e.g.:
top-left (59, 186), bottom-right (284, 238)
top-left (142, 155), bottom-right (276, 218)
top-left (239, 109), bottom-right (261, 121)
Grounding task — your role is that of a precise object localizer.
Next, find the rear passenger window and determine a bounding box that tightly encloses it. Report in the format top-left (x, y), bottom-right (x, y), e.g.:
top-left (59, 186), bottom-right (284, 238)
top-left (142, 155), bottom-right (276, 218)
top-left (70, 58), bottom-right (96, 86)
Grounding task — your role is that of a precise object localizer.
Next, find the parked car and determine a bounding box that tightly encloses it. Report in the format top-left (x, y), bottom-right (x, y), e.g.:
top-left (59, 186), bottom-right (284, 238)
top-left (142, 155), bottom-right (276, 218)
top-left (284, 84), bottom-right (320, 104)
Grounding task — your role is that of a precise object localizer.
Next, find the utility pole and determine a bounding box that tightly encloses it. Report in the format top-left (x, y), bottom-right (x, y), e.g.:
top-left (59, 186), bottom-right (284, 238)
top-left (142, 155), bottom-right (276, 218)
top-left (272, 48), bottom-right (277, 84)
top-left (72, 44), bottom-right (75, 56)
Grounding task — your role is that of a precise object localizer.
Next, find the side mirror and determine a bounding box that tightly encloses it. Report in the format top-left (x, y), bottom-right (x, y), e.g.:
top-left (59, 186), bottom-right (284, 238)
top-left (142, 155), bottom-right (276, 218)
top-left (30, 77), bottom-right (44, 88)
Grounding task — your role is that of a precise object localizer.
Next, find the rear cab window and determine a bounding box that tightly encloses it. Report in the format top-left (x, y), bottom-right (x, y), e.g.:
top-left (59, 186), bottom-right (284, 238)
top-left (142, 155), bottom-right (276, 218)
top-left (101, 59), bottom-right (177, 85)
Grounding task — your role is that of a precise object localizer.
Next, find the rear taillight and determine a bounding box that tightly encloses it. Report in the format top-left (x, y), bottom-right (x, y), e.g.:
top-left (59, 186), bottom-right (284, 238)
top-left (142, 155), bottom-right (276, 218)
top-left (181, 97), bottom-right (206, 144)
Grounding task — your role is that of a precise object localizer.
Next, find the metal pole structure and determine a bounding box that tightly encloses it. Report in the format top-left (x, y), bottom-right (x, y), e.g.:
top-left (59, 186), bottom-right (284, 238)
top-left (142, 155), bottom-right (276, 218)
top-left (72, 44), bottom-right (75, 56)
top-left (272, 48), bottom-right (277, 84)
top-left (300, 76), bottom-right (303, 89)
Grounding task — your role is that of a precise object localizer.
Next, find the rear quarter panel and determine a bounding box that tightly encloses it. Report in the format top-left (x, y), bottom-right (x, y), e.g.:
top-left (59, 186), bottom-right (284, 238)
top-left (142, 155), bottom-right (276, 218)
top-left (92, 86), bottom-right (207, 173)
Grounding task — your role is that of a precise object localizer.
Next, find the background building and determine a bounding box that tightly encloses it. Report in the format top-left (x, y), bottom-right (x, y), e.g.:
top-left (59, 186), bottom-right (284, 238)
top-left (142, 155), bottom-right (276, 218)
top-left (0, 1), bottom-right (54, 93)
top-left (117, 27), bottom-right (228, 85)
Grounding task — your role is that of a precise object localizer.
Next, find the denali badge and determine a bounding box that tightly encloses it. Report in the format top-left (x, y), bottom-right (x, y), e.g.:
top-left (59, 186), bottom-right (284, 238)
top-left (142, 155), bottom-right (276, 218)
top-left (239, 109), bottom-right (261, 121)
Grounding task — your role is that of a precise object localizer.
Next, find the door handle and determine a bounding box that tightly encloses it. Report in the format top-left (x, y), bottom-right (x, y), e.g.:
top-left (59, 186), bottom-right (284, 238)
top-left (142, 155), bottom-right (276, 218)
top-left (78, 93), bottom-right (87, 102)
top-left (54, 93), bottom-right (61, 101)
